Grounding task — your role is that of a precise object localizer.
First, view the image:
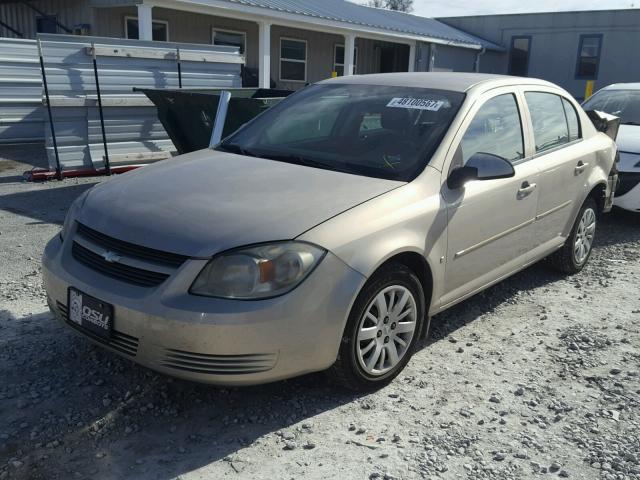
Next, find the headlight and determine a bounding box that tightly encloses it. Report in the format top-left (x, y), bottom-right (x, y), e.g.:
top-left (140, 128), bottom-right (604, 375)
top-left (190, 242), bottom-right (326, 299)
top-left (60, 190), bottom-right (90, 240)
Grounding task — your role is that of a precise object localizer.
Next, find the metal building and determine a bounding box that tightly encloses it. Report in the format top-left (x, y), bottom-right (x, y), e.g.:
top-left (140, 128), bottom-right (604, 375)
top-left (0, 0), bottom-right (503, 90)
top-left (439, 9), bottom-right (640, 99)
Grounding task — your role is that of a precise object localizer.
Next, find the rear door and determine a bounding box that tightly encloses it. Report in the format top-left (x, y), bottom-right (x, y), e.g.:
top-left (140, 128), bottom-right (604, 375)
top-left (440, 89), bottom-right (540, 307)
top-left (521, 90), bottom-right (591, 245)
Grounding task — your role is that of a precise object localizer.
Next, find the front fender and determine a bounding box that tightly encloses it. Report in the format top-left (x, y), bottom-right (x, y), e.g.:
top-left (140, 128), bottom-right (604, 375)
top-left (298, 172), bottom-right (447, 314)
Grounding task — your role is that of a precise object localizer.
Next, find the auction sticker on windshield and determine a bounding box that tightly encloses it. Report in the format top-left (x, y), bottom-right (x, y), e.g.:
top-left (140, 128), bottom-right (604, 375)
top-left (387, 98), bottom-right (444, 111)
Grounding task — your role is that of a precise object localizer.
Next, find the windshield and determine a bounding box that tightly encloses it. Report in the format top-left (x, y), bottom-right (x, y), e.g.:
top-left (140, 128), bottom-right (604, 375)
top-left (217, 83), bottom-right (465, 181)
top-left (582, 89), bottom-right (640, 125)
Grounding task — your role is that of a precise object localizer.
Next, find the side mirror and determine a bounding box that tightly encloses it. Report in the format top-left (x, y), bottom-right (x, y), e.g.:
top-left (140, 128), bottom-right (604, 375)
top-left (447, 152), bottom-right (515, 190)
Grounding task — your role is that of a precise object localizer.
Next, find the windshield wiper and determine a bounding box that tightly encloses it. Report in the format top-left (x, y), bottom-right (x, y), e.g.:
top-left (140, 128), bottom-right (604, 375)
top-left (256, 152), bottom-right (345, 173)
top-left (216, 143), bottom-right (257, 157)
top-left (621, 121), bottom-right (640, 126)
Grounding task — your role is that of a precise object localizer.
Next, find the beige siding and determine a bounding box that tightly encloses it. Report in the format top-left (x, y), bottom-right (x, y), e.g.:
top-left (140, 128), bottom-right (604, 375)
top-left (269, 25), bottom-right (344, 90)
top-left (0, 1), bottom-right (419, 90)
top-left (94, 7), bottom-right (260, 67)
top-left (356, 38), bottom-right (410, 74)
top-left (93, 6), bottom-right (134, 39)
top-left (0, 0), bottom-right (93, 38)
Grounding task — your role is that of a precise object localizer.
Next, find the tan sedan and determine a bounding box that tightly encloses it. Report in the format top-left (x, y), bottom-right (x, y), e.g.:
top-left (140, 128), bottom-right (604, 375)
top-left (43, 73), bottom-right (617, 390)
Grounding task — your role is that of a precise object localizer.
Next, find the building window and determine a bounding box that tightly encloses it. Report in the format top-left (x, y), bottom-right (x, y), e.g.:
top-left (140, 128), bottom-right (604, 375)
top-left (36, 15), bottom-right (58, 34)
top-left (280, 38), bottom-right (307, 82)
top-left (508, 36), bottom-right (531, 76)
top-left (575, 34), bottom-right (603, 79)
top-left (125, 17), bottom-right (169, 42)
top-left (212, 28), bottom-right (246, 54)
top-left (333, 44), bottom-right (358, 76)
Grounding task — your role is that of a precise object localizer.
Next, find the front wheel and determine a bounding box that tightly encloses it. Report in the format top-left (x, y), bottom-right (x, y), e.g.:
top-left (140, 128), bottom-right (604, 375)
top-left (329, 263), bottom-right (425, 391)
top-left (548, 197), bottom-right (597, 274)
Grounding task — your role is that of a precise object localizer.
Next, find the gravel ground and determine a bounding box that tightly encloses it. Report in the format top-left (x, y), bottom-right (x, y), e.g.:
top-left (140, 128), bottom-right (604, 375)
top-left (1, 144), bottom-right (639, 480)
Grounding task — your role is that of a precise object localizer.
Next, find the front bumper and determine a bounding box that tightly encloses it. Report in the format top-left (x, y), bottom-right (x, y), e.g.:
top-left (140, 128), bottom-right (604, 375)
top-left (43, 235), bottom-right (366, 385)
top-left (614, 171), bottom-right (640, 212)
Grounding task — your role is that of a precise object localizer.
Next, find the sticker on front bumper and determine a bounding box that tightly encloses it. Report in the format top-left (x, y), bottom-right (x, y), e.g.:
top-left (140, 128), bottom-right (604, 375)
top-left (69, 289), bottom-right (83, 325)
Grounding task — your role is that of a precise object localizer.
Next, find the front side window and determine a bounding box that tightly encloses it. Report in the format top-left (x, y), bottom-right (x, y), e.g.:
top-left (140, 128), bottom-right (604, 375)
top-left (582, 89), bottom-right (640, 126)
top-left (525, 92), bottom-right (571, 153)
top-left (280, 38), bottom-right (307, 82)
top-left (218, 84), bottom-right (465, 181)
top-left (334, 44), bottom-right (358, 76)
top-left (575, 34), bottom-right (602, 79)
top-left (508, 36), bottom-right (531, 76)
top-left (212, 29), bottom-right (246, 54)
top-left (459, 94), bottom-right (524, 166)
top-left (125, 17), bottom-right (169, 42)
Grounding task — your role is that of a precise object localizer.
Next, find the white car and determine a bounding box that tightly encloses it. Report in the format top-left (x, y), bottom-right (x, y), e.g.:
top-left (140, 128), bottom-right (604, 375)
top-left (583, 83), bottom-right (640, 212)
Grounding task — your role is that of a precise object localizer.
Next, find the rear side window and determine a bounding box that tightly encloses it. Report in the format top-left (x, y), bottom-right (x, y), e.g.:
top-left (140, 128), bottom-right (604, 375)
top-left (459, 93), bottom-right (524, 165)
top-left (525, 92), bottom-right (572, 153)
top-left (562, 98), bottom-right (581, 142)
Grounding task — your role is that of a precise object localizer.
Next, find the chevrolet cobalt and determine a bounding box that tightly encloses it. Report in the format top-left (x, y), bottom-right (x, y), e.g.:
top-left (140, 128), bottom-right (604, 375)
top-left (43, 73), bottom-right (617, 390)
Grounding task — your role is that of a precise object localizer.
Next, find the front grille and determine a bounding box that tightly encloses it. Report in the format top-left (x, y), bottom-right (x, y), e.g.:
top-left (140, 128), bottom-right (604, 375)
top-left (57, 302), bottom-right (139, 357)
top-left (72, 242), bottom-right (170, 287)
top-left (161, 348), bottom-right (277, 375)
top-left (76, 223), bottom-right (188, 268)
top-left (615, 172), bottom-right (640, 197)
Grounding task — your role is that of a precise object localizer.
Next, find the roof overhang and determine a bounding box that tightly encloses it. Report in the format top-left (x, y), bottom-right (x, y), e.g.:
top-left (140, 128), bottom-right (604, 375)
top-left (95, 0), bottom-right (487, 50)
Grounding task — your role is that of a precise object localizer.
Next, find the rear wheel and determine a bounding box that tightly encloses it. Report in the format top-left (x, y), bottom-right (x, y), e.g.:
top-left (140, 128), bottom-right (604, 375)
top-left (548, 198), bottom-right (597, 274)
top-left (329, 263), bottom-right (425, 391)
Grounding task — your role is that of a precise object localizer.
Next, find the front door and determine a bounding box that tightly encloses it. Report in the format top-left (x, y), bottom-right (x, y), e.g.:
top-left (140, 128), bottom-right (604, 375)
top-left (441, 90), bottom-right (540, 307)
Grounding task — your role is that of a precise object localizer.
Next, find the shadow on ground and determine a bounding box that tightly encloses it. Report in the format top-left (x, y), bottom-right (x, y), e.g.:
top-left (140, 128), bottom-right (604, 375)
top-left (1, 157), bottom-right (639, 478)
top-left (0, 308), bottom-right (362, 479)
top-left (426, 206), bottom-right (640, 345)
top-left (0, 143), bottom-right (48, 183)
top-left (0, 182), bottom-right (98, 225)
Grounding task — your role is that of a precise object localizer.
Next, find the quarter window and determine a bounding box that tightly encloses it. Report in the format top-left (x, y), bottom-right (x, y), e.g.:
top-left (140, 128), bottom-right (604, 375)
top-left (334, 44), bottom-right (358, 76)
top-left (562, 98), bottom-right (581, 142)
top-left (280, 38), bottom-right (307, 82)
top-left (575, 34), bottom-right (602, 79)
top-left (508, 36), bottom-right (531, 76)
top-left (459, 94), bottom-right (524, 166)
top-left (525, 92), bottom-right (572, 153)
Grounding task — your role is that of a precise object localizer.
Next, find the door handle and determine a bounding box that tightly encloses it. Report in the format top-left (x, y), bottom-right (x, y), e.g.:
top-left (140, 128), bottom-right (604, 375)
top-left (518, 181), bottom-right (537, 196)
top-left (575, 160), bottom-right (589, 173)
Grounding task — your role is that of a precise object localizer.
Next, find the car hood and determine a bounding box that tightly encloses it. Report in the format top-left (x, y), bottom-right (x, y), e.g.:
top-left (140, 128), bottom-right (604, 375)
top-left (616, 124), bottom-right (640, 153)
top-left (77, 149), bottom-right (403, 257)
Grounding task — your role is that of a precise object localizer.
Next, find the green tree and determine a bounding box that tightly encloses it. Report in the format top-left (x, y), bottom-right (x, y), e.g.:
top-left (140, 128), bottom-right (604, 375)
top-left (367, 0), bottom-right (413, 12)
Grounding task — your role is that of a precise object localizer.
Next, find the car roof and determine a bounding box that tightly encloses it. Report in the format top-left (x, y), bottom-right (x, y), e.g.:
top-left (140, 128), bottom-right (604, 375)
top-left (318, 72), bottom-right (557, 93)
top-left (599, 83), bottom-right (640, 91)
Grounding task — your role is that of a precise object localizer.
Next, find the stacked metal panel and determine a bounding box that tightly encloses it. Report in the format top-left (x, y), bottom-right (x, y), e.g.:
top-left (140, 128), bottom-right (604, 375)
top-left (38, 33), bottom-right (243, 170)
top-left (0, 38), bottom-right (44, 144)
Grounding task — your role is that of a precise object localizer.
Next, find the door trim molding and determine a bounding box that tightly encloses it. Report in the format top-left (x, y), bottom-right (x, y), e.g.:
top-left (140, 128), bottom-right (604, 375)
top-left (534, 200), bottom-right (572, 221)
top-left (454, 217), bottom-right (535, 259)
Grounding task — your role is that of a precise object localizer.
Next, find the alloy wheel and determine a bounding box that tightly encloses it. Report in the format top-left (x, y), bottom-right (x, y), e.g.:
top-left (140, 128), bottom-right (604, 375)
top-left (356, 285), bottom-right (417, 376)
top-left (574, 207), bottom-right (596, 265)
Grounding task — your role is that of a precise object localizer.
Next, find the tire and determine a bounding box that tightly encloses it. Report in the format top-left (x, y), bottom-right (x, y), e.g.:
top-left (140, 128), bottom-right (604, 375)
top-left (548, 197), bottom-right (598, 274)
top-left (328, 262), bottom-right (425, 391)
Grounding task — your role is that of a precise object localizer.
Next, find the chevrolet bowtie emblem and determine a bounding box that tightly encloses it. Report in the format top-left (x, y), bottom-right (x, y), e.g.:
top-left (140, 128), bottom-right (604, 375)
top-left (101, 251), bottom-right (122, 263)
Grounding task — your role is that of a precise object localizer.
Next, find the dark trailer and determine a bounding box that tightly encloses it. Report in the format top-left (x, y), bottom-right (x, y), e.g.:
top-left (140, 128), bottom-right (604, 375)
top-left (136, 88), bottom-right (293, 154)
